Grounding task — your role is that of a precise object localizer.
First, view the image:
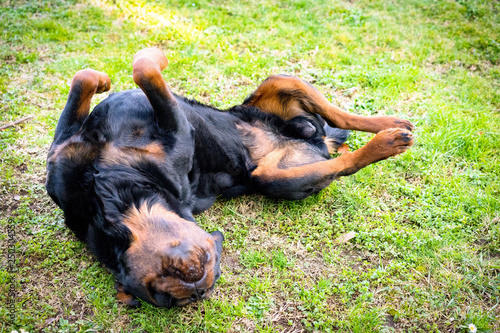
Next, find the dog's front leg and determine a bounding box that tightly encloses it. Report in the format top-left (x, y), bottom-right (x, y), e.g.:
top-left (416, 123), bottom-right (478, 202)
top-left (132, 48), bottom-right (194, 174)
top-left (132, 48), bottom-right (191, 138)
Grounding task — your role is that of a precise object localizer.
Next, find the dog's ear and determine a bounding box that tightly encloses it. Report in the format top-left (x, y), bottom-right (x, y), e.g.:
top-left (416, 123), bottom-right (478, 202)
top-left (210, 231), bottom-right (224, 257)
top-left (114, 282), bottom-right (140, 307)
top-left (286, 116), bottom-right (318, 139)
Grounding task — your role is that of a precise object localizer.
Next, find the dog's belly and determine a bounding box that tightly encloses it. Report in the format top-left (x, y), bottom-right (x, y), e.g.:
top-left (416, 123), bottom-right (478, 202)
top-left (176, 97), bottom-right (255, 211)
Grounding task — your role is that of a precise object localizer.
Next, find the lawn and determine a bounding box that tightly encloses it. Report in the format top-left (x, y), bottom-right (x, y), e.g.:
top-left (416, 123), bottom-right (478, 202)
top-left (0, 0), bottom-right (499, 331)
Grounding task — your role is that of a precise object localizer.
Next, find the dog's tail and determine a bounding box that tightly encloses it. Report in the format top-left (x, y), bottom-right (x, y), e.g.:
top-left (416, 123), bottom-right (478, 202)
top-left (323, 125), bottom-right (350, 154)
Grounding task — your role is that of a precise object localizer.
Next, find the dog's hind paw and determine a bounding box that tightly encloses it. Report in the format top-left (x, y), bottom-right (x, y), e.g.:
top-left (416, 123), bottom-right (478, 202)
top-left (376, 115), bottom-right (415, 132)
top-left (367, 128), bottom-right (414, 162)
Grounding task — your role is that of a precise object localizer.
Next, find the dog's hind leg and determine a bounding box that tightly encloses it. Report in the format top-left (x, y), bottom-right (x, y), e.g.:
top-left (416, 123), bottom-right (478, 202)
top-left (252, 128), bottom-right (413, 199)
top-left (54, 69), bottom-right (110, 144)
top-left (132, 48), bottom-right (191, 138)
top-left (244, 75), bottom-right (414, 134)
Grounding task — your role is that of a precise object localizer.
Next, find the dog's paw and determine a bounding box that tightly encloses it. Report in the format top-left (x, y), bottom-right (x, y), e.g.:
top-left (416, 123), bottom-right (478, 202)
top-left (115, 282), bottom-right (140, 307)
top-left (133, 48), bottom-right (168, 72)
top-left (132, 49), bottom-right (171, 90)
top-left (95, 71), bottom-right (111, 93)
top-left (72, 69), bottom-right (111, 94)
top-left (376, 116), bottom-right (415, 132)
top-left (368, 128), bottom-right (414, 161)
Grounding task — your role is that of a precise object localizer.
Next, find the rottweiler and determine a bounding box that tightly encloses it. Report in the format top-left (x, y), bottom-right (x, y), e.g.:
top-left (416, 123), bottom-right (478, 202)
top-left (45, 48), bottom-right (414, 308)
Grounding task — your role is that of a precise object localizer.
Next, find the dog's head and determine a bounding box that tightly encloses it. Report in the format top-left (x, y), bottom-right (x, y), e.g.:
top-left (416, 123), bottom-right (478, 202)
top-left (115, 202), bottom-right (224, 308)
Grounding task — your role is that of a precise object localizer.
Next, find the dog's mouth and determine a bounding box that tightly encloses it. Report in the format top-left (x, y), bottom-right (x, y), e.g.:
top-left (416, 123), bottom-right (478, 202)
top-left (146, 283), bottom-right (215, 308)
top-left (173, 285), bottom-right (215, 307)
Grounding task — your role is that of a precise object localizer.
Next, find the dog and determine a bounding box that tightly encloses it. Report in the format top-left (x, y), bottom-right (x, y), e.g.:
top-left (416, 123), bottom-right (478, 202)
top-left (45, 48), bottom-right (414, 308)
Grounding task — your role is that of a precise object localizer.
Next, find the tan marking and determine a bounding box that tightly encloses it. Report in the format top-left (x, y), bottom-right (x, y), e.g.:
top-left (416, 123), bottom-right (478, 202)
top-left (133, 48), bottom-right (169, 72)
top-left (132, 56), bottom-right (176, 100)
top-left (48, 138), bottom-right (99, 164)
top-left (150, 276), bottom-right (193, 299)
top-left (100, 144), bottom-right (134, 167)
top-left (123, 202), bottom-right (183, 244)
top-left (114, 282), bottom-right (139, 307)
top-left (100, 142), bottom-right (166, 167)
top-left (236, 122), bottom-right (278, 164)
top-left (116, 291), bottom-right (137, 306)
top-left (323, 137), bottom-right (349, 155)
top-left (253, 150), bottom-right (348, 181)
top-left (337, 143), bottom-right (350, 155)
top-left (142, 142), bottom-right (166, 159)
top-left (132, 55), bottom-right (181, 121)
top-left (246, 76), bottom-right (304, 120)
top-left (252, 128), bottom-right (414, 182)
top-left (323, 136), bottom-right (337, 154)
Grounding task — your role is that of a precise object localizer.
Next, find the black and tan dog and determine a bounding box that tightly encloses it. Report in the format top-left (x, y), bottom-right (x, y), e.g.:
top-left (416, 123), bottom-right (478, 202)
top-left (45, 48), bottom-right (414, 308)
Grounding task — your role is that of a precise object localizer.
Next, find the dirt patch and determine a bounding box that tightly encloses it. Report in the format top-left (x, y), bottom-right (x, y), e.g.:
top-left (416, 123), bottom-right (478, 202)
top-left (231, 317), bottom-right (257, 331)
top-left (385, 314), bottom-right (396, 329)
top-left (221, 251), bottom-right (244, 273)
top-left (0, 201), bottom-right (19, 216)
top-left (425, 58), bottom-right (494, 76)
top-left (271, 301), bottom-right (307, 332)
top-left (16, 163), bottom-right (27, 174)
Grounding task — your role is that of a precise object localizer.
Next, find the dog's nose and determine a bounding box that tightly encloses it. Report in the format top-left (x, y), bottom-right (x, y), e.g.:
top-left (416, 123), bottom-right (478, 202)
top-left (190, 289), bottom-right (206, 301)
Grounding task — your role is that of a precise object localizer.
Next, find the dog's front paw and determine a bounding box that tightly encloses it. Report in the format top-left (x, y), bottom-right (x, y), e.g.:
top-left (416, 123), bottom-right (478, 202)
top-left (72, 69), bottom-right (111, 94)
top-left (115, 282), bottom-right (140, 307)
top-left (133, 48), bottom-right (168, 72)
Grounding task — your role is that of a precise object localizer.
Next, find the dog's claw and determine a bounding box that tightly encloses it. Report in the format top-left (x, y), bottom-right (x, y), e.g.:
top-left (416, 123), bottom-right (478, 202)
top-left (394, 118), bottom-right (415, 132)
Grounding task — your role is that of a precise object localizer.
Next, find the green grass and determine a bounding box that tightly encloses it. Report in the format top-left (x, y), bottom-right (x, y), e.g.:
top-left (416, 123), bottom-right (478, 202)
top-left (1, 0), bottom-right (499, 331)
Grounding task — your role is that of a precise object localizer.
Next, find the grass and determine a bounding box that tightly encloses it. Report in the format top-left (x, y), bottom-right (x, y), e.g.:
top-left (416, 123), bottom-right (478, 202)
top-left (0, 0), bottom-right (499, 331)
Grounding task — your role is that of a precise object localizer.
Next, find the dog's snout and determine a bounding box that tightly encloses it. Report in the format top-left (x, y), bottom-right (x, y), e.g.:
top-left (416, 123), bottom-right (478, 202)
top-left (190, 289), bottom-right (206, 301)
